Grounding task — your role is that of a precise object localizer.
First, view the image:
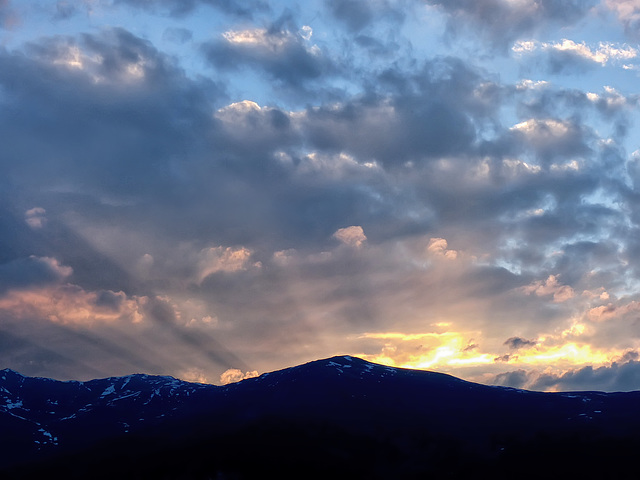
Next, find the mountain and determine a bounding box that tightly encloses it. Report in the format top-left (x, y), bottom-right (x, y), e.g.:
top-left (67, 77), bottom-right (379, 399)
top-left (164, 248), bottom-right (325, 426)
top-left (2, 356), bottom-right (640, 479)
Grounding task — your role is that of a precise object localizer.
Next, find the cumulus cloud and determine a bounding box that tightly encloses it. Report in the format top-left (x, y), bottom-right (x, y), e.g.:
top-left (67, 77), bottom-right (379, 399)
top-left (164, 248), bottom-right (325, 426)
top-left (24, 207), bottom-right (46, 229)
top-left (587, 301), bottom-right (640, 322)
top-left (220, 368), bottom-right (259, 385)
top-left (179, 367), bottom-right (210, 383)
top-left (426, 238), bottom-right (458, 260)
top-left (196, 246), bottom-right (257, 283)
top-left (202, 25), bottom-right (335, 89)
top-left (520, 275), bottom-right (575, 302)
top-left (508, 118), bottom-right (591, 164)
top-left (333, 226), bottom-right (367, 248)
top-left (0, 285), bottom-right (147, 326)
top-left (513, 38), bottom-right (639, 73)
top-left (301, 58), bottom-right (489, 167)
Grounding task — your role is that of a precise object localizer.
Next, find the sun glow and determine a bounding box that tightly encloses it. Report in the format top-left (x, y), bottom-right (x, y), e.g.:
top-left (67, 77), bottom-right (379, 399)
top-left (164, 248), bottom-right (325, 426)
top-left (359, 329), bottom-right (624, 378)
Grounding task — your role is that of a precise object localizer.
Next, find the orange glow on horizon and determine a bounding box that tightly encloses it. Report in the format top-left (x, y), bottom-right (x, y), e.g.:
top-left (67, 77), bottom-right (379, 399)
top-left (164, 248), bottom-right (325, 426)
top-left (358, 329), bottom-right (628, 379)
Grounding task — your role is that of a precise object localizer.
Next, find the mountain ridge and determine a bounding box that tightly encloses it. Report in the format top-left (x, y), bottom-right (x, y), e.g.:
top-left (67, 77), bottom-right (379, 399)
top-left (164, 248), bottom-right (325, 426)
top-left (3, 356), bottom-right (640, 479)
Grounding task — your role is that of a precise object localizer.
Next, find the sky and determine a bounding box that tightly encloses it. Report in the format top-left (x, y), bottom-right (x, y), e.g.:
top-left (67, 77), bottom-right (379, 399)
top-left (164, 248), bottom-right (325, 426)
top-left (2, 0), bottom-right (640, 392)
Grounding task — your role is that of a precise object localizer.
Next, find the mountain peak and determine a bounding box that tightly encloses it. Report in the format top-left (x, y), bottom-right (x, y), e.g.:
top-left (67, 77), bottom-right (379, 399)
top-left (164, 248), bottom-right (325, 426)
top-left (0, 368), bottom-right (25, 379)
top-left (4, 358), bottom-right (640, 478)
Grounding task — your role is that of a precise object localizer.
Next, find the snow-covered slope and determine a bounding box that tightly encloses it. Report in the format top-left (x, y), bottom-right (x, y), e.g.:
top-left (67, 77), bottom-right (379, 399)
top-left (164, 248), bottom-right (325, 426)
top-left (0, 367), bottom-right (216, 468)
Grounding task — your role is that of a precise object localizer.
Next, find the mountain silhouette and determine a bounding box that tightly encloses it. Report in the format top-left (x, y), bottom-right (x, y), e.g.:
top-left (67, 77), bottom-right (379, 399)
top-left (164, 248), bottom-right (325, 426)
top-left (2, 355), bottom-right (640, 479)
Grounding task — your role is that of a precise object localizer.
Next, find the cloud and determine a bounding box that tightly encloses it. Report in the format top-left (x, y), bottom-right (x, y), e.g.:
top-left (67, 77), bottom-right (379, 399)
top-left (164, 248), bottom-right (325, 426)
top-left (512, 83), bottom-right (637, 131)
top-left (494, 353), bottom-right (514, 363)
top-left (425, 0), bottom-right (596, 49)
top-left (202, 25), bottom-right (336, 90)
top-left (196, 246), bottom-right (257, 283)
top-left (494, 357), bottom-right (640, 391)
top-left (463, 341), bottom-right (479, 352)
top-left (0, 256), bottom-right (72, 294)
top-left (508, 118), bottom-right (591, 164)
top-left (520, 275), bottom-right (575, 302)
top-left (0, 284), bottom-right (147, 326)
top-left (333, 226), bottom-right (367, 248)
top-left (493, 369), bottom-right (529, 388)
top-left (178, 367), bottom-right (210, 383)
top-left (24, 207), bottom-right (46, 229)
top-left (325, 0), bottom-right (406, 32)
top-left (301, 57), bottom-right (489, 167)
top-left (587, 301), bottom-right (640, 322)
top-left (606, 0), bottom-right (640, 38)
top-left (586, 86), bottom-right (637, 117)
top-left (360, 329), bottom-right (495, 370)
top-left (53, 1), bottom-right (78, 20)
top-left (219, 368), bottom-right (259, 385)
top-left (0, 291), bottom-right (243, 381)
top-left (513, 39), bottom-right (639, 73)
top-left (0, 27), bottom-right (223, 241)
top-left (426, 238), bottom-right (458, 260)
top-left (114, 0), bottom-right (269, 18)
top-left (504, 336), bottom-right (537, 350)
top-left (1, 6), bottom-right (639, 393)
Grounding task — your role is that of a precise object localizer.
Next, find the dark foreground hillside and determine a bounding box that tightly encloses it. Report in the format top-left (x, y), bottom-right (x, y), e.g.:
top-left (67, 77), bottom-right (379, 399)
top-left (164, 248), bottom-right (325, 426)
top-left (3, 356), bottom-right (640, 479)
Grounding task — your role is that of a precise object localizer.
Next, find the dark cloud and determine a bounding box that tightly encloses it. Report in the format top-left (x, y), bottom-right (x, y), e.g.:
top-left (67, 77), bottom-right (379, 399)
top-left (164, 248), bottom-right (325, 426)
top-left (506, 118), bottom-right (593, 166)
top-left (114, 0), bottom-right (269, 18)
top-left (504, 337), bottom-right (536, 350)
top-left (0, 28), bottom-right (220, 203)
top-left (94, 290), bottom-right (127, 311)
top-left (621, 350), bottom-right (640, 362)
top-left (536, 360), bottom-right (640, 392)
top-left (0, 256), bottom-right (71, 294)
top-left (514, 84), bottom-right (636, 129)
top-left (201, 23), bottom-right (337, 90)
top-left (426, 0), bottom-right (597, 49)
top-left (53, 1), bottom-right (78, 20)
top-left (492, 353), bottom-right (640, 392)
top-left (494, 354), bottom-right (513, 362)
top-left (463, 342), bottom-right (478, 352)
top-left (545, 47), bottom-right (602, 74)
top-left (493, 369), bottom-right (529, 389)
top-left (302, 57), bottom-right (496, 167)
top-left (326, 0), bottom-right (406, 32)
top-left (327, 0), bottom-right (374, 31)
top-left (2, 26), bottom-right (600, 272)
top-left (354, 35), bottom-right (401, 57)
